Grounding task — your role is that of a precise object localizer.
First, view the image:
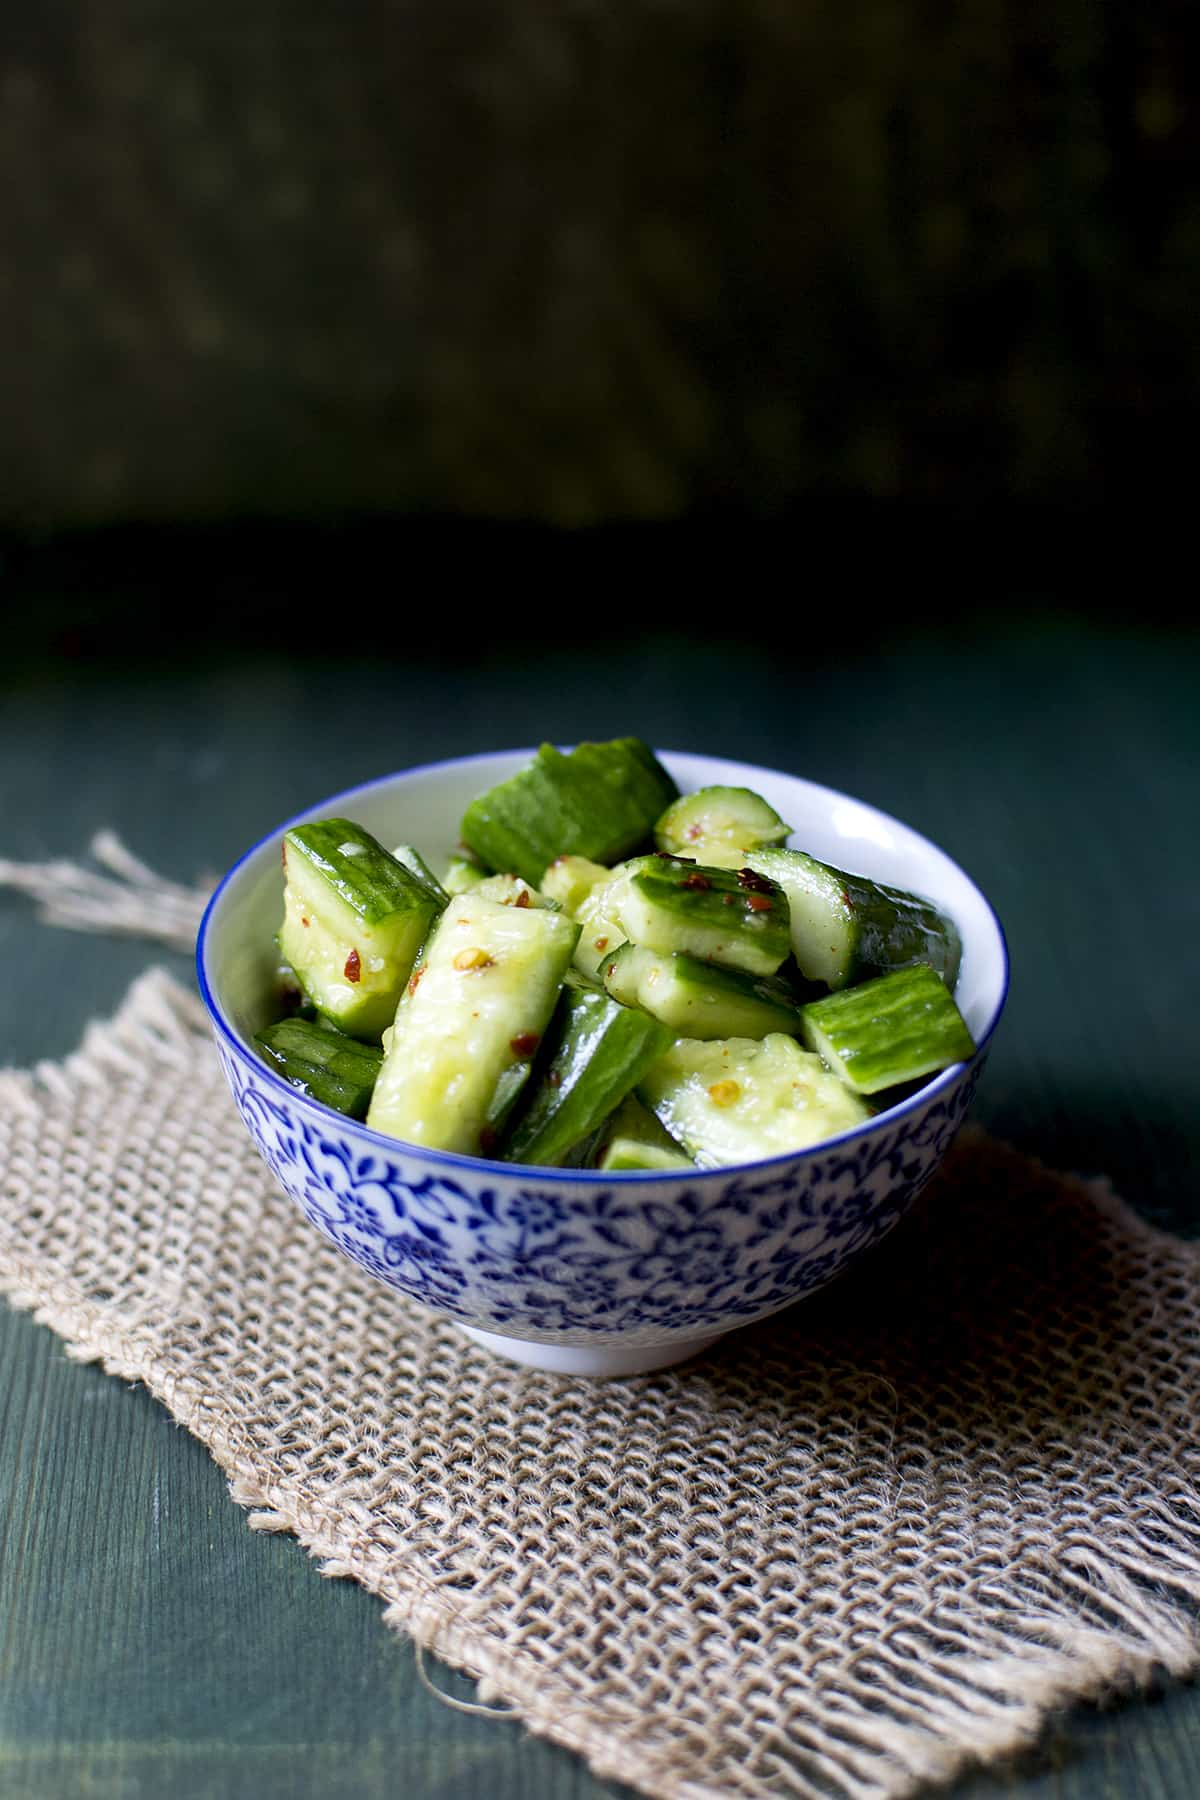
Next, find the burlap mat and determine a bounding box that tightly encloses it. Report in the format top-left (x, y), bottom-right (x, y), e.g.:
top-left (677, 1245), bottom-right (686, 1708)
top-left (2, 966), bottom-right (1198, 1800)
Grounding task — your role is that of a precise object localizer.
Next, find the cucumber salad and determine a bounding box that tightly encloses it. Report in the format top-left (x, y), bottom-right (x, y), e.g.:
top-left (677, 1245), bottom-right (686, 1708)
top-left (256, 739), bottom-right (976, 1172)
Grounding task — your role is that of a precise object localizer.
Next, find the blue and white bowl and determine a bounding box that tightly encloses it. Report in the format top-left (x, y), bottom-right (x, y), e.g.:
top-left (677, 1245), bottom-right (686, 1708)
top-left (197, 751), bottom-right (1008, 1377)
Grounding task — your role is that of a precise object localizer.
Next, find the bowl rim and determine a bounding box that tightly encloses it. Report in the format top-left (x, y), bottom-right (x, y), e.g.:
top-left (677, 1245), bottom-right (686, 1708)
top-left (196, 747), bottom-right (1010, 1184)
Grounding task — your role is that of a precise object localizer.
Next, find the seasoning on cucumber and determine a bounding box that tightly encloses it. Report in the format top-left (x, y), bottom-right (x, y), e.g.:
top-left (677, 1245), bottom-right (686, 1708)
top-left (255, 1017), bottom-right (384, 1119)
top-left (278, 820), bottom-right (441, 1040)
top-left (366, 892), bottom-right (580, 1155)
top-left (654, 785), bottom-right (791, 867)
top-left (745, 846), bottom-right (961, 991)
top-left (502, 974), bottom-right (673, 1166)
top-left (616, 855), bottom-right (791, 977)
top-left (799, 963), bottom-right (975, 1094)
top-left (460, 739), bottom-right (677, 887)
top-left (602, 942), bottom-right (805, 1040)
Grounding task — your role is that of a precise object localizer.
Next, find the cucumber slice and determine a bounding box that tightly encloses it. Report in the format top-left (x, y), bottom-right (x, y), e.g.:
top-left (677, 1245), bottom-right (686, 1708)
top-left (502, 975), bottom-right (674, 1167)
top-left (391, 844), bottom-right (450, 909)
top-left (474, 873), bottom-right (560, 911)
top-left (590, 1094), bottom-right (693, 1173)
top-left (745, 847), bottom-right (962, 991)
top-left (366, 894), bottom-right (580, 1155)
top-left (654, 785), bottom-right (791, 868)
top-left (799, 963), bottom-right (975, 1095)
top-left (279, 820), bottom-right (440, 1040)
top-left (255, 1017), bottom-right (383, 1119)
top-left (441, 849), bottom-right (490, 896)
top-left (540, 854), bottom-right (613, 916)
top-left (638, 1034), bottom-right (872, 1168)
top-left (616, 855), bottom-right (791, 977)
top-left (602, 942), bottom-right (804, 1040)
top-left (460, 739), bottom-right (678, 888)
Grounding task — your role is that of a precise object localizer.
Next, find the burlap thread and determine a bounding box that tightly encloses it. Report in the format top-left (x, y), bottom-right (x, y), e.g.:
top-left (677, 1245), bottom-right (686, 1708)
top-left (1, 966), bottom-right (1198, 1800)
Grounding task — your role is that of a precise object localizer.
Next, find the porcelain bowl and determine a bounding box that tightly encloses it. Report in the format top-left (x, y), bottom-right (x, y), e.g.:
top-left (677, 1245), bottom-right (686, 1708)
top-left (197, 750), bottom-right (1008, 1377)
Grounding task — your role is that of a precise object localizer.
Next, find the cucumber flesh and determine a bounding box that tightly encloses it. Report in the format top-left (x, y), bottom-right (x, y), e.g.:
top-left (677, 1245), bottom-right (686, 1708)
top-left (638, 1034), bottom-right (872, 1168)
top-left (616, 855), bottom-right (791, 977)
top-left (279, 820), bottom-right (440, 1040)
top-left (255, 1017), bottom-right (383, 1119)
top-left (391, 844), bottom-right (450, 909)
top-left (800, 963), bottom-right (975, 1095)
top-left (460, 739), bottom-right (678, 887)
top-left (745, 847), bottom-right (962, 991)
top-left (602, 942), bottom-right (804, 1040)
top-left (502, 975), bottom-right (674, 1167)
top-left (540, 854), bottom-right (613, 915)
top-left (599, 1138), bottom-right (695, 1173)
top-left (474, 872), bottom-right (560, 911)
top-left (366, 894), bottom-right (580, 1155)
top-left (654, 785), bottom-right (791, 868)
top-left (442, 850), bottom-right (490, 895)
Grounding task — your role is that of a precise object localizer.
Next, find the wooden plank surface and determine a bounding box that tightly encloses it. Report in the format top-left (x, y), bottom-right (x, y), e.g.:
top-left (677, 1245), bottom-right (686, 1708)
top-left (1, 577), bottom-right (1197, 1799)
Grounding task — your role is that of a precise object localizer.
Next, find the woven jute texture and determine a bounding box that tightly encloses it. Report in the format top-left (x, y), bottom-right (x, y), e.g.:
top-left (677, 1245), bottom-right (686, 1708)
top-left (2, 968), bottom-right (1199, 1800)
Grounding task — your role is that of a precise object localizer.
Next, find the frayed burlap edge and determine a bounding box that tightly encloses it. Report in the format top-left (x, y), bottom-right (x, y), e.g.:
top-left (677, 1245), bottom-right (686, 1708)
top-left (2, 966), bottom-right (1199, 1800)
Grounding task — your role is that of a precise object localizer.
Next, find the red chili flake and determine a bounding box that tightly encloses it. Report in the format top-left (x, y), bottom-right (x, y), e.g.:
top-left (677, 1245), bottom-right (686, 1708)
top-left (301, 916), bottom-right (310, 928)
top-left (685, 824), bottom-right (703, 839)
top-left (681, 872), bottom-right (711, 891)
top-left (407, 968), bottom-right (424, 996)
top-left (548, 1069), bottom-right (562, 1088)
top-left (737, 867), bottom-right (774, 894)
top-left (510, 1031), bottom-right (541, 1058)
top-left (514, 889), bottom-right (531, 908)
top-left (746, 893), bottom-right (773, 913)
top-left (479, 1126), bottom-right (498, 1155)
top-left (593, 935), bottom-right (609, 952)
top-left (344, 948), bottom-right (362, 982)
top-left (722, 894), bottom-right (736, 906)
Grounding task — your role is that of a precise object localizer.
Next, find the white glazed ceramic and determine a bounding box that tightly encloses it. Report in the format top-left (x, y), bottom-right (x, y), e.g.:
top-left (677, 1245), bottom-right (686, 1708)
top-left (197, 750), bottom-right (1009, 1377)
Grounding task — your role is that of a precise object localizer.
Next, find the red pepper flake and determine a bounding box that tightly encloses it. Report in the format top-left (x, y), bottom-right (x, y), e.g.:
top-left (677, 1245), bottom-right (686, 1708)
top-left (746, 893), bottom-right (773, 913)
top-left (301, 916), bottom-right (310, 928)
top-left (344, 948), bottom-right (362, 982)
top-left (722, 894), bottom-right (736, 906)
top-left (737, 867), bottom-right (774, 894)
top-left (548, 1069), bottom-right (562, 1088)
top-left (510, 1031), bottom-right (541, 1058)
top-left (514, 889), bottom-right (531, 908)
top-left (682, 872), bottom-right (711, 891)
top-left (407, 967), bottom-right (424, 996)
top-left (593, 935), bottom-right (609, 952)
top-left (685, 824), bottom-right (703, 839)
top-left (479, 1126), bottom-right (498, 1156)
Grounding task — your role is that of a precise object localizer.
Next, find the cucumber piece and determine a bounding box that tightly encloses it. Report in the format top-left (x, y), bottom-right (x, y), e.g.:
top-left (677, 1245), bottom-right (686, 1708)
top-left (590, 1094), bottom-right (693, 1172)
top-left (616, 855), bottom-right (790, 977)
top-left (602, 942), bottom-right (805, 1040)
top-left (744, 847), bottom-right (962, 991)
top-left (540, 854), bottom-right (613, 915)
top-left (366, 893), bottom-right (580, 1155)
top-left (279, 820), bottom-right (440, 1040)
top-left (654, 785), bottom-right (791, 868)
top-left (442, 849), bottom-right (490, 895)
top-left (391, 844), bottom-right (450, 909)
top-left (460, 739), bottom-right (678, 888)
top-left (474, 872), bottom-right (560, 911)
top-left (799, 963), bottom-right (975, 1095)
top-left (638, 1034), bottom-right (872, 1168)
top-left (502, 975), bottom-right (674, 1167)
top-left (255, 1017), bottom-right (383, 1119)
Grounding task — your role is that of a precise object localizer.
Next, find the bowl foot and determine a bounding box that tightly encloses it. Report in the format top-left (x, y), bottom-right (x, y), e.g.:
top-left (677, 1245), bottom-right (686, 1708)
top-left (458, 1326), bottom-right (724, 1378)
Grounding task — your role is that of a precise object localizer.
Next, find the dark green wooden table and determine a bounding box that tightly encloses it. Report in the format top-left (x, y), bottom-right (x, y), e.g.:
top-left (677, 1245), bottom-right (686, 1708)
top-left (2, 536), bottom-right (1197, 1798)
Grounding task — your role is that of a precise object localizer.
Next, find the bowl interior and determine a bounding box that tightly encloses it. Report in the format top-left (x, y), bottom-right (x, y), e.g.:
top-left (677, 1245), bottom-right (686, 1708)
top-left (201, 749), bottom-right (1007, 1088)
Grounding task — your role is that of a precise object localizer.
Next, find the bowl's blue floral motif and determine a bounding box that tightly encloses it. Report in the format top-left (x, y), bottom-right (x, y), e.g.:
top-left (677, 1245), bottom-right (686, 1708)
top-left (217, 1038), bottom-right (984, 1349)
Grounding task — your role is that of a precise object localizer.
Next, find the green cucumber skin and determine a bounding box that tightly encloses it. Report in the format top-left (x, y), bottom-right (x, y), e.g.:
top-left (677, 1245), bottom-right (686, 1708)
top-left (391, 844), bottom-right (451, 909)
top-left (588, 1093), bottom-right (693, 1171)
top-left (460, 739), bottom-right (678, 888)
top-left (255, 1018), bottom-right (383, 1119)
top-left (654, 785), bottom-right (791, 866)
top-left (618, 856), bottom-right (791, 976)
top-left (799, 963), bottom-right (976, 1095)
top-left (603, 942), bottom-right (804, 1040)
top-left (746, 847), bottom-right (962, 991)
top-left (502, 980), bottom-right (674, 1167)
top-left (284, 820), bottom-right (431, 924)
